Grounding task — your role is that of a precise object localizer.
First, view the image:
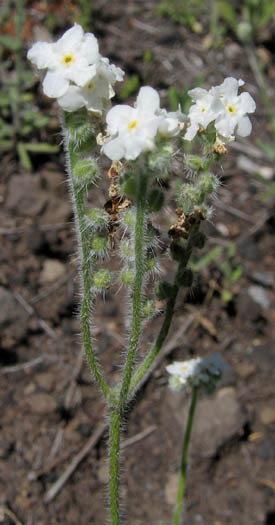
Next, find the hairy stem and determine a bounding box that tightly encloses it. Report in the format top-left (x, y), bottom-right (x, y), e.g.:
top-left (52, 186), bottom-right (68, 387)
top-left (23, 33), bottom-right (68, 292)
top-left (173, 387), bottom-right (198, 525)
top-left (65, 136), bottom-right (110, 399)
top-left (129, 225), bottom-right (199, 395)
top-left (109, 407), bottom-right (121, 525)
top-left (119, 174), bottom-right (147, 410)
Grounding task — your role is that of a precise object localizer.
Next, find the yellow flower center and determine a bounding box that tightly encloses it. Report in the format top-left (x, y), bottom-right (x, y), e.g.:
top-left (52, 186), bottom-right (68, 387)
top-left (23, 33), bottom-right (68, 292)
top-left (200, 106), bottom-right (206, 113)
top-left (62, 53), bottom-right (75, 67)
top-left (87, 81), bottom-right (94, 90)
top-left (226, 104), bottom-right (236, 114)
top-left (180, 365), bottom-right (189, 372)
top-left (127, 119), bottom-right (139, 131)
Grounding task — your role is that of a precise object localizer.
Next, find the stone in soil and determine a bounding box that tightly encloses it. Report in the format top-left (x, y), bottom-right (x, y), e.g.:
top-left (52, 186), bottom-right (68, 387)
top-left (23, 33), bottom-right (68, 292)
top-left (0, 286), bottom-right (28, 339)
top-left (26, 392), bottom-right (58, 414)
top-left (40, 259), bottom-right (66, 284)
top-left (247, 285), bottom-right (271, 310)
top-left (6, 175), bottom-right (47, 216)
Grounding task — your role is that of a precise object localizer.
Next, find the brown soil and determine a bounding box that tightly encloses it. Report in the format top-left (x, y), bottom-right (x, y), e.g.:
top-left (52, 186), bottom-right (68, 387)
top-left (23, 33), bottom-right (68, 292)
top-left (1, 1), bottom-right (275, 524)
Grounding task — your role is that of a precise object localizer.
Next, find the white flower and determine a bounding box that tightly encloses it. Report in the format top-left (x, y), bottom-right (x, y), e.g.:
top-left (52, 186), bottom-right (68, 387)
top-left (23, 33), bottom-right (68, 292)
top-left (166, 354), bottom-right (227, 392)
top-left (184, 88), bottom-right (221, 141)
top-left (184, 78), bottom-right (256, 141)
top-left (57, 57), bottom-right (124, 114)
top-left (102, 86), bottom-right (163, 161)
top-left (212, 77), bottom-right (256, 138)
top-left (27, 24), bottom-right (99, 98)
top-left (157, 107), bottom-right (186, 137)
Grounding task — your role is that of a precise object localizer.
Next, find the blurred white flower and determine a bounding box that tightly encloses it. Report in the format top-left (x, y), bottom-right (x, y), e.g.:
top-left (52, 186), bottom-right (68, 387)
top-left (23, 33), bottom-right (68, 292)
top-left (102, 86), bottom-right (163, 161)
top-left (57, 58), bottom-right (124, 114)
top-left (27, 24), bottom-right (99, 98)
top-left (166, 353), bottom-right (227, 392)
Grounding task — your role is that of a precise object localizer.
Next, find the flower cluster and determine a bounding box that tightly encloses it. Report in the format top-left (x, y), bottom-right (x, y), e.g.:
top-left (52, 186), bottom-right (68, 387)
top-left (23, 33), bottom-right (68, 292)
top-left (27, 24), bottom-right (124, 114)
top-left (166, 354), bottom-right (227, 394)
top-left (101, 86), bottom-right (185, 161)
top-left (184, 77), bottom-right (256, 141)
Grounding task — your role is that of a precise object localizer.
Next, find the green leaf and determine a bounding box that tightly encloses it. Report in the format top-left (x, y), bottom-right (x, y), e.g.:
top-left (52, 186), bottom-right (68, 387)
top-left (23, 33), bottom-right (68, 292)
top-left (17, 142), bottom-right (32, 170)
top-left (221, 289), bottom-right (232, 302)
top-left (119, 75), bottom-right (140, 101)
top-left (191, 245), bottom-right (223, 272)
top-left (24, 142), bottom-right (59, 153)
top-left (0, 139), bottom-right (13, 150)
top-left (230, 264), bottom-right (243, 284)
top-left (0, 34), bottom-right (19, 51)
top-left (217, 0), bottom-right (238, 30)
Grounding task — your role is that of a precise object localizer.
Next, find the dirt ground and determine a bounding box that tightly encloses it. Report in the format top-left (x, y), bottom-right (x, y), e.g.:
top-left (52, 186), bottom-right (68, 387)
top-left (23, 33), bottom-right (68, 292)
top-left (0, 1), bottom-right (275, 524)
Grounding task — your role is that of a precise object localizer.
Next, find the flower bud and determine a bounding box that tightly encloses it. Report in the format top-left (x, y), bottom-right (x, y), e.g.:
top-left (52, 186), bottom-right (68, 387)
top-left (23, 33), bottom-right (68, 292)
top-left (142, 299), bottom-right (156, 318)
top-left (122, 209), bottom-right (136, 231)
top-left (192, 231), bottom-right (207, 249)
top-left (170, 242), bottom-right (186, 262)
top-left (237, 22), bottom-right (252, 44)
top-left (198, 173), bottom-right (218, 195)
top-left (91, 234), bottom-right (108, 255)
top-left (65, 111), bottom-right (96, 148)
top-left (176, 268), bottom-right (193, 288)
top-left (73, 157), bottom-right (99, 188)
top-left (92, 269), bottom-right (111, 290)
top-left (86, 208), bottom-right (108, 229)
top-left (147, 189), bottom-right (165, 212)
top-left (184, 154), bottom-right (204, 173)
top-left (120, 239), bottom-right (134, 260)
top-left (121, 267), bottom-right (135, 285)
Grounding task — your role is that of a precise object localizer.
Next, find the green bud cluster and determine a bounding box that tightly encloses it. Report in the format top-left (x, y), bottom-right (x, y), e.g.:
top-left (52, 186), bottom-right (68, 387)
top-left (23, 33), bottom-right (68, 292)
top-left (92, 268), bottom-right (111, 290)
top-left (180, 172), bottom-right (219, 214)
top-left (122, 209), bottom-right (136, 231)
top-left (120, 239), bottom-right (134, 260)
top-left (65, 111), bottom-right (97, 149)
top-left (73, 157), bottom-right (99, 189)
top-left (147, 142), bottom-right (174, 174)
top-left (142, 299), bottom-right (156, 319)
top-left (170, 242), bottom-right (186, 262)
top-left (91, 234), bottom-right (108, 255)
top-left (121, 267), bottom-right (135, 285)
top-left (184, 154), bottom-right (204, 173)
top-left (86, 208), bottom-right (108, 229)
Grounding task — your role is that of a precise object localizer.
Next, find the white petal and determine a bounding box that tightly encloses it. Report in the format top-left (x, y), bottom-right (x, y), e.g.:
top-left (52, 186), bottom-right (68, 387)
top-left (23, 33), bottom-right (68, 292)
top-left (42, 70), bottom-right (69, 98)
top-left (69, 63), bottom-right (97, 87)
top-left (27, 41), bottom-right (56, 69)
top-left (217, 77), bottom-right (239, 98)
top-left (106, 105), bottom-right (134, 134)
top-left (184, 122), bottom-right (199, 140)
top-left (102, 138), bottom-right (125, 161)
top-left (57, 86), bottom-right (85, 112)
top-left (188, 87), bottom-right (208, 101)
top-left (236, 115), bottom-right (252, 137)
top-left (136, 86), bottom-right (160, 113)
top-left (57, 23), bottom-right (84, 51)
top-left (237, 92), bottom-right (256, 114)
top-left (80, 33), bottom-right (99, 64)
top-left (215, 114), bottom-right (237, 138)
top-left (158, 117), bottom-right (179, 137)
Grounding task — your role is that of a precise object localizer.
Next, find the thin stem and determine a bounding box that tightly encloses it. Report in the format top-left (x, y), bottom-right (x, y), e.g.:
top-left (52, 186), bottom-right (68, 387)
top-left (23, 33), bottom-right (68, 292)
top-left (66, 137), bottom-right (110, 399)
top-left (173, 387), bottom-right (198, 525)
top-left (109, 407), bottom-right (121, 525)
top-left (119, 174), bottom-right (147, 409)
top-left (129, 225), bottom-right (199, 395)
top-left (129, 288), bottom-right (178, 394)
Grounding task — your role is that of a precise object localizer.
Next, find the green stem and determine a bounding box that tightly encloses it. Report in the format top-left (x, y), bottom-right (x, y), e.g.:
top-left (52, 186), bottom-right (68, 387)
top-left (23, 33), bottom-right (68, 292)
top-left (109, 407), bottom-right (121, 525)
top-left (129, 225), bottom-right (199, 395)
top-left (129, 288), bottom-right (178, 393)
top-left (119, 174), bottom-right (147, 410)
top-left (66, 138), bottom-right (110, 399)
top-left (173, 387), bottom-right (198, 525)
